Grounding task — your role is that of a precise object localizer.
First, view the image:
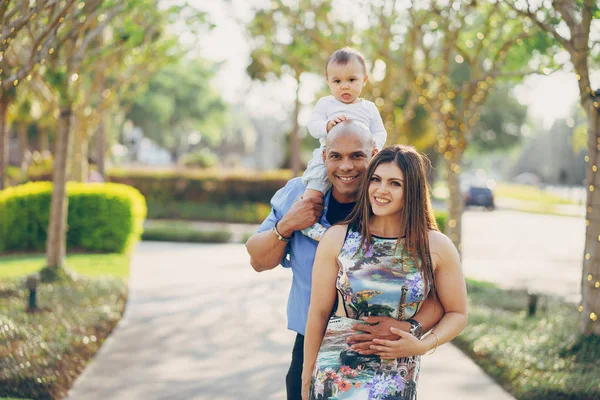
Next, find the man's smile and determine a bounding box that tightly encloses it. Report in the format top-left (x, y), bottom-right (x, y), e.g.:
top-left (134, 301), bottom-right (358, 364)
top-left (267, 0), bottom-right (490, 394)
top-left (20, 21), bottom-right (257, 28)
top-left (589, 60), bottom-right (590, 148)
top-left (336, 174), bottom-right (359, 183)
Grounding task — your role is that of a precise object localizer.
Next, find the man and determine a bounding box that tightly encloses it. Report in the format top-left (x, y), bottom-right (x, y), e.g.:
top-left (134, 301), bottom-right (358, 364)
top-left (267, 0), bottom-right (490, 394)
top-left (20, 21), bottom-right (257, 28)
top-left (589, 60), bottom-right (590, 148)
top-left (246, 120), bottom-right (442, 400)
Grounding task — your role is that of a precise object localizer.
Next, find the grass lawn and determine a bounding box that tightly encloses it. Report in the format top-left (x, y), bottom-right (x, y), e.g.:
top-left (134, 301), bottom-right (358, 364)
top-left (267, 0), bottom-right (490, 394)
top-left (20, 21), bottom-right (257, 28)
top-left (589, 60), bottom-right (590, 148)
top-left (0, 253), bottom-right (129, 399)
top-left (494, 182), bottom-right (576, 205)
top-left (0, 253), bottom-right (130, 280)
top-left (455, 279), bottom-right (600, 399)
top-left (433, 181), bottom-right (577, 205)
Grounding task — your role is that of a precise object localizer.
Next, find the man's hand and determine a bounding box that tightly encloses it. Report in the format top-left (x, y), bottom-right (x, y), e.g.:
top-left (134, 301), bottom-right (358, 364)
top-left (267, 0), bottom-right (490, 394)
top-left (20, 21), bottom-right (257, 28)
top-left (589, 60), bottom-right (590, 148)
top-left (326, 115), bottom-right (347, 132)
top-left (347, 316), bottom-right (411, 355)
top-left (277, 196), bottom-right (324, 237)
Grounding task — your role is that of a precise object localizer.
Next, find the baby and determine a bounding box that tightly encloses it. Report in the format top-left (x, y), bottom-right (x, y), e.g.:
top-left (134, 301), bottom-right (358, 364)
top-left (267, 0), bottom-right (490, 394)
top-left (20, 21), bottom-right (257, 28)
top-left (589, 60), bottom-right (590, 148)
top-left (301, 47), bottom-right (387, 241)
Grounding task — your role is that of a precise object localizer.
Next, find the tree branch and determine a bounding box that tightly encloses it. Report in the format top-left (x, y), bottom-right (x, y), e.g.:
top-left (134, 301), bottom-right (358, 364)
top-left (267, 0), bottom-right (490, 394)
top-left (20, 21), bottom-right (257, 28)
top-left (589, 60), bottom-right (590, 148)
top-left (553, 0), bottom-right (578, 32)
top-left (581, 0), bottom-right (594, 40)
top-left (503, 0), bottom-right (572, 52)
top-left (73, 3), bottom-right (125, 66)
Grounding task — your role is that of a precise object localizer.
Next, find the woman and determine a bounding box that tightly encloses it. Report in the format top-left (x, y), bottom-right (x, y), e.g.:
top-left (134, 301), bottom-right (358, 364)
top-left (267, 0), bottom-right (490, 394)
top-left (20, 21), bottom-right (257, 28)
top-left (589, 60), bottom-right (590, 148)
top-left (302, 145), bottom-right (468, 400)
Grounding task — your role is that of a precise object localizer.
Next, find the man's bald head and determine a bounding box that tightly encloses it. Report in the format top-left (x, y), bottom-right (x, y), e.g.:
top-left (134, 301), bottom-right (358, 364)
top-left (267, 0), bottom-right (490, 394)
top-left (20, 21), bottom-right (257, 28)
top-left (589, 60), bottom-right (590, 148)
top-left (322, 119), bottom-right (378, 203)
top-left (325, 120), bottom-right (375, 151)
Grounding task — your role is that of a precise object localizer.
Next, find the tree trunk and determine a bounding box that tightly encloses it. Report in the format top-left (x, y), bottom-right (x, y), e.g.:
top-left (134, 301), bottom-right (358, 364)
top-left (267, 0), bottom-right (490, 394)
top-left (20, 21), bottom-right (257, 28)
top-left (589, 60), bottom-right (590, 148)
top-left (46, 105), bottom-right (72, 269)
top-left (0, 96), bottom-right (8, 190)
top-left (96, 119), bottom-right (105, 178)
top-left (18, 124), bottom-right (29, 177)
top-left (39, 127), bottom-right (49, 154)
top-left (581, 109), bottom-right (600, 335)
top-left (290, 78), bottom-right (301, 176)
top-left (445, 153), bottom-right (464, 252)
top-left (70, 118), bottom-right (89, 182)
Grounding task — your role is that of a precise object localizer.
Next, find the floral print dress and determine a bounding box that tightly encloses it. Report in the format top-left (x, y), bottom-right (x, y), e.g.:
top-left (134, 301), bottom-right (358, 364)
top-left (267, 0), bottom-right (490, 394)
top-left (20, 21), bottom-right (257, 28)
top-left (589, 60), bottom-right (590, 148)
top-left (310, 225), bottom-right (427, 400)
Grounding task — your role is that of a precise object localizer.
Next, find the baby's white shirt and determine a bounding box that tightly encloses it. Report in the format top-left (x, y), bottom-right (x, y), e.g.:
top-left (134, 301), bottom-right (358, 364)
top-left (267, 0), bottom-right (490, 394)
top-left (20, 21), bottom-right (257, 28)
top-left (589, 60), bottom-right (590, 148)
top-left (307, 95), bottom-right (387, 150)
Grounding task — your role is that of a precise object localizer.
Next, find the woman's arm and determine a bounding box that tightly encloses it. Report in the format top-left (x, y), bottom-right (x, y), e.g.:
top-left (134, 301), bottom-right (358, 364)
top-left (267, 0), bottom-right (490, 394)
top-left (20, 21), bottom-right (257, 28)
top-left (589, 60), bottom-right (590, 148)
top-left (370, 231), bottom-right (467, 358)
top-left (301, 225), bottom-right (347, 400)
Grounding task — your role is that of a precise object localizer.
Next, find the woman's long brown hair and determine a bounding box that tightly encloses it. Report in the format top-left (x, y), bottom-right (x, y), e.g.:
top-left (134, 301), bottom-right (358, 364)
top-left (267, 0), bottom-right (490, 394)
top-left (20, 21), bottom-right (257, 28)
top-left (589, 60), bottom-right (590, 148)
top-left (343, 145), bottom-right (439, 297)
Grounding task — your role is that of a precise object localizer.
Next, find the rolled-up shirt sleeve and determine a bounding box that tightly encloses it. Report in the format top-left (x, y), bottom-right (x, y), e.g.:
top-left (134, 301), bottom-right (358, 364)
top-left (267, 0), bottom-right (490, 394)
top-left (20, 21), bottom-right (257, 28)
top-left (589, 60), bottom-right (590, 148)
top-left (256, 180), bottom-right (302, 268)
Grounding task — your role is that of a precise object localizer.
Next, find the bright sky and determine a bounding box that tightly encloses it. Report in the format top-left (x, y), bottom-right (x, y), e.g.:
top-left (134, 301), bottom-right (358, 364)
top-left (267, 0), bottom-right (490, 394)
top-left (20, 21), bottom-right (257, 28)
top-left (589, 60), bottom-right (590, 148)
top-left (194, 0), bottom-right (591, 129)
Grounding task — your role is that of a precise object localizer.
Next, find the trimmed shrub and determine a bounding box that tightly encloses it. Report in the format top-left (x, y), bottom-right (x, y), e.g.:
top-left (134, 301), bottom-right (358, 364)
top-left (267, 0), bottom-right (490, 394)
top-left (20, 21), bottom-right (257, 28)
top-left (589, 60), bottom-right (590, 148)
top-left (0, 182), bottom-right (146, 254)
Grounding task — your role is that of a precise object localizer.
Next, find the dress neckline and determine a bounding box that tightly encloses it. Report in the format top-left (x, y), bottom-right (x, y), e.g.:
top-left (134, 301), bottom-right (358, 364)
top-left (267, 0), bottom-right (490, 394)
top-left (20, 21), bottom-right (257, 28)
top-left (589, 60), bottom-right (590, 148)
top-left (371, 233), bottom-right (399, 240)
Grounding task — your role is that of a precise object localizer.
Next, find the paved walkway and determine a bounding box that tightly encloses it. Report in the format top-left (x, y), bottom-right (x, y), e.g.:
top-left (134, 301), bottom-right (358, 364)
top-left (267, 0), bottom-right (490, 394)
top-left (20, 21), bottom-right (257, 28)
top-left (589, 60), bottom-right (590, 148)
top-left (67, 241), bottom-right (514, 400)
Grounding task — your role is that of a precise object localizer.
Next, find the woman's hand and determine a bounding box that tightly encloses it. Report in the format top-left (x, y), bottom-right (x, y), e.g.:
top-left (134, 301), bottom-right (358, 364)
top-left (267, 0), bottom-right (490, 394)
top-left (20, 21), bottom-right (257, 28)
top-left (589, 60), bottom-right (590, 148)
top-left (301, 372), bottom-right (311, 400)
top-left (369, 327), bottom-right (427, 359)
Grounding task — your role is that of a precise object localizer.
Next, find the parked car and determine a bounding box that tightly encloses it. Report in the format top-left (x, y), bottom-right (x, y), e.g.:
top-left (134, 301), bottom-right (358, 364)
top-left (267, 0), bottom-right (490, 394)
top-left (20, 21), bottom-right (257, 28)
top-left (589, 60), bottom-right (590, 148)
top-left (465, 186), bottom-right (495, 210)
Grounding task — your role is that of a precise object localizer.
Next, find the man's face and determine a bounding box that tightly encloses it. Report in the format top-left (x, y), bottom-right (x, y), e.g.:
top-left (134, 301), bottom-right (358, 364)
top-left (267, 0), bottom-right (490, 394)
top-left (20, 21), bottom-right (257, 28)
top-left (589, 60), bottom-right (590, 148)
top-left (323, 133), bottom-right (375, 203)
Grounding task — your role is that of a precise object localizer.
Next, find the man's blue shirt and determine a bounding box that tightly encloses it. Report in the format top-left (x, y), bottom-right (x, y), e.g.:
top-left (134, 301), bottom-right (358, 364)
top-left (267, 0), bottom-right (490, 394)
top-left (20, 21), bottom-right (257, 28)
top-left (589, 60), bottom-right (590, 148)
top-left (257, 178), bottom-right (333, 336)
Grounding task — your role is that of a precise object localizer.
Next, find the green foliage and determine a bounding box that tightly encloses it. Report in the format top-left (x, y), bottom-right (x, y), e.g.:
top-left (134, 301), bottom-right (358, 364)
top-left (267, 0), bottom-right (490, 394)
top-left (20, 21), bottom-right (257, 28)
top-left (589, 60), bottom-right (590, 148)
top-left (142, 222), bottom-right (232, 243)
top-left (246, 0), bottom-right (342, 82)
top-left (0, 182), bottom-right (147, 254)
top-left (126, 58), bottom-right (226, 154)
top-left (454, 279), bottom-right (600, 399)
top-left (181, 148), bottom-right (218, 168)
top-left (468, 84), bottom-right (528, 152)
top-left (0, 277), bottom-right (127, 399)
top-left (434, 211), bottom-right (447, 233)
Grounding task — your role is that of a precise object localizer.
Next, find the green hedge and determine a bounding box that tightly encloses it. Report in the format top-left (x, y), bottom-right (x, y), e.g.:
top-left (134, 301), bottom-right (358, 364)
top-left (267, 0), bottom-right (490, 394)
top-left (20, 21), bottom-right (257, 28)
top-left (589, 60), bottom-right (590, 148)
top-left (25, 169), bottom-right (448, 228)
top-left (142, 222), bottom-right (232, 243)
top-left (0, 182), bottom-right (147, 254)
top-left (146, 200), bottom-right (271, 223)
top-left (107, 168), bottom-right (293, 205)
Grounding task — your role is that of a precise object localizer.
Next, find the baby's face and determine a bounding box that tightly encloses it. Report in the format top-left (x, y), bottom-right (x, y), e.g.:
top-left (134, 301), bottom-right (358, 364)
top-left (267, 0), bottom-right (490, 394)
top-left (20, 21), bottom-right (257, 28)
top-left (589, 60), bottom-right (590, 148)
top-left (326, 57), bottom-right (368, 104)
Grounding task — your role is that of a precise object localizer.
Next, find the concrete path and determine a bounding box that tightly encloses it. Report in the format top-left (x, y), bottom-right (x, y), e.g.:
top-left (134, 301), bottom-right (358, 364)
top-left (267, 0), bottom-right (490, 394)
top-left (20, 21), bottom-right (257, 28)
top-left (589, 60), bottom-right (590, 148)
top-left (67, 241), bottom-right (514, 400)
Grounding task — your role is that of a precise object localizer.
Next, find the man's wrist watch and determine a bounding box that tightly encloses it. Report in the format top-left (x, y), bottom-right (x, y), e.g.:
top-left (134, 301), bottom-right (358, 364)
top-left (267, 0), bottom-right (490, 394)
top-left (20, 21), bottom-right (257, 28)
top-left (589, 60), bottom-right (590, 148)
top-left (406, 318), bottom-right (423, 339)
top-left (273, 223), bottom-right (291, 242)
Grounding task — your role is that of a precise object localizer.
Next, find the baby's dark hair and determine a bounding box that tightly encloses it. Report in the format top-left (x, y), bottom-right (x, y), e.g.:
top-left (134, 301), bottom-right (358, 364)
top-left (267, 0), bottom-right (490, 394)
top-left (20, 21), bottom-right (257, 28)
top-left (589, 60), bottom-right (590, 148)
top-left (326, 47), bottom-right (367, 77)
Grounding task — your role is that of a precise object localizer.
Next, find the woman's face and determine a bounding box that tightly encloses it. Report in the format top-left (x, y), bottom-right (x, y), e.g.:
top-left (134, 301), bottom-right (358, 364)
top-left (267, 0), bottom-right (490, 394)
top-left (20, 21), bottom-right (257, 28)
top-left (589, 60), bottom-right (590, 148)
top-left (368, 162), bottom-right (405, 217)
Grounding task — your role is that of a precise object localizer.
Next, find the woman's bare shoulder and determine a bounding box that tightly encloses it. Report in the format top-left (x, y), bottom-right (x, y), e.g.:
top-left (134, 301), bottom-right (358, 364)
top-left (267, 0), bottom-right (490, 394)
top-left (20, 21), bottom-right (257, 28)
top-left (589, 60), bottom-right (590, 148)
top-left (319, 224), bottom-right (349, 249)
top-left (323, 224), bottom-right (349, 241)
top-left (428, 230), bottom-right (459, 266)
top-left (428, 229), bottom-right (453, 248)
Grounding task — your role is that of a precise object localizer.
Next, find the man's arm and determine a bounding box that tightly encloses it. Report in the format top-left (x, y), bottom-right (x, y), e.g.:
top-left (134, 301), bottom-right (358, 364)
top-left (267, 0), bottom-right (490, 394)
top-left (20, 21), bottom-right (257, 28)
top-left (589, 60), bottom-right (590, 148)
top-left (246, 197), bottom-right (324, 272)
top-left (347, 292), bottom-right (444, 355)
